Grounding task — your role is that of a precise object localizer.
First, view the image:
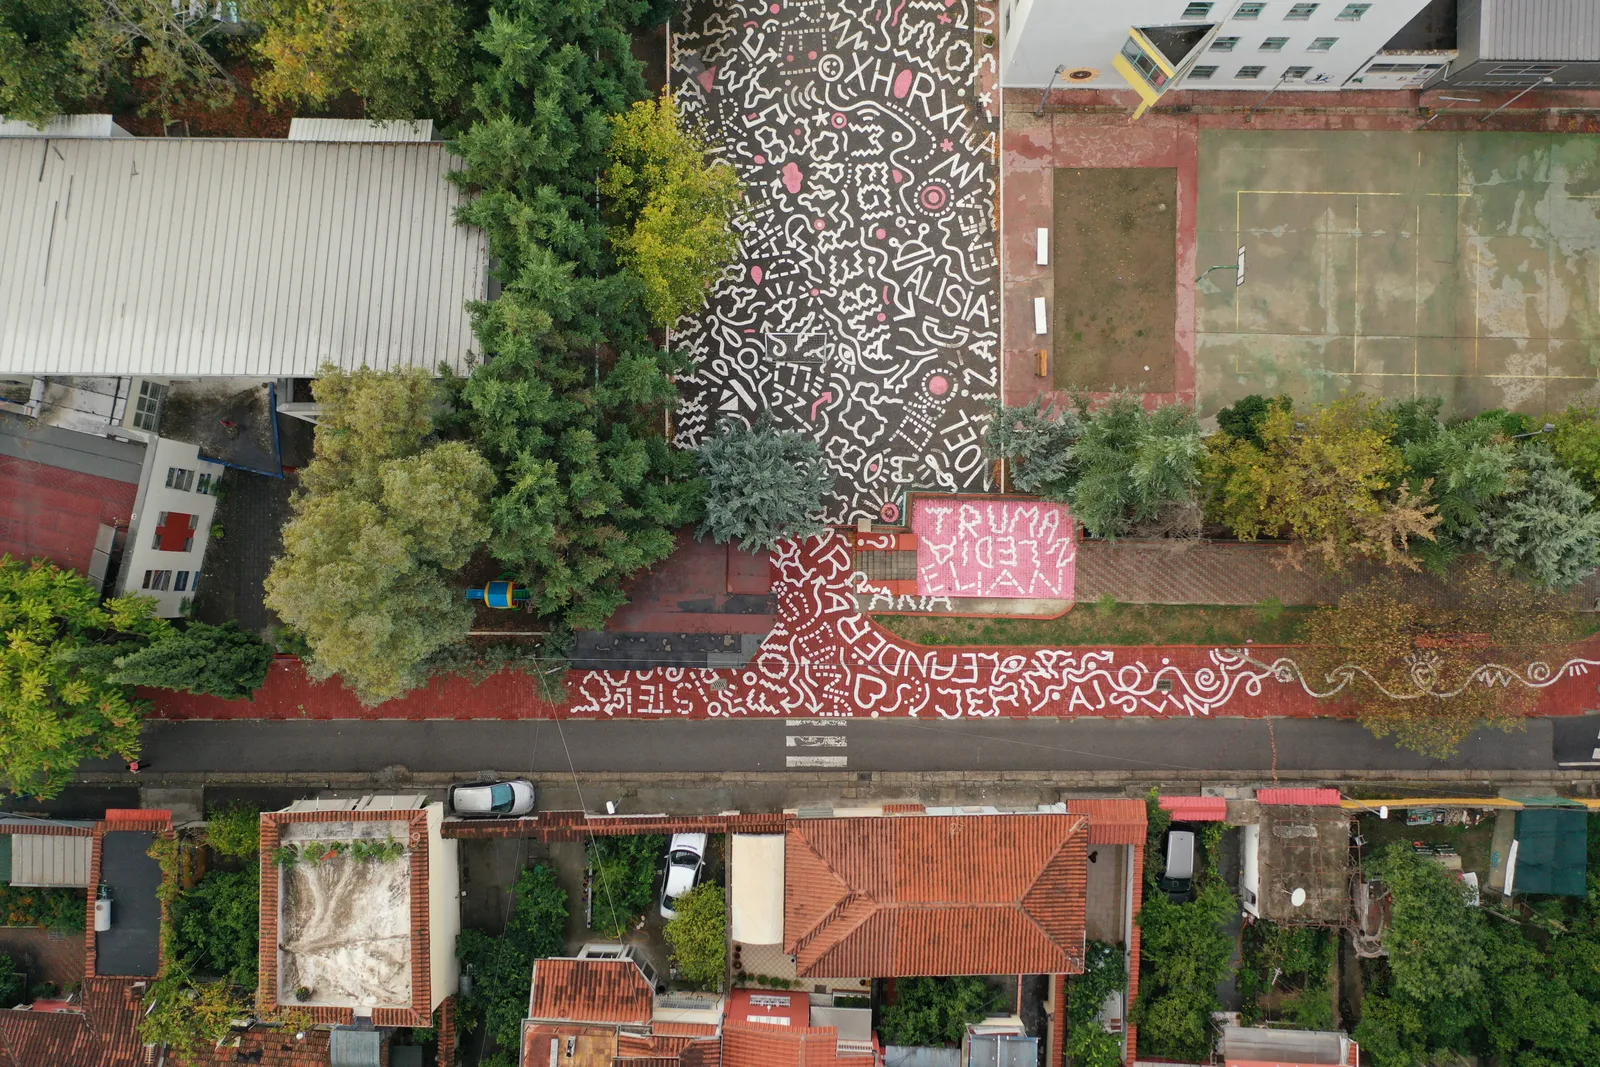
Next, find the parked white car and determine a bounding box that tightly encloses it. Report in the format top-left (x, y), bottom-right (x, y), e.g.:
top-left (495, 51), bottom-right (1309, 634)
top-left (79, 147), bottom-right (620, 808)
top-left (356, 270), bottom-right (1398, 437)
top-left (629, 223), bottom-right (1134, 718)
top-left (659, 833), bottom-right (708, 919)
top-left (448, 779), bottom-right (536, 817)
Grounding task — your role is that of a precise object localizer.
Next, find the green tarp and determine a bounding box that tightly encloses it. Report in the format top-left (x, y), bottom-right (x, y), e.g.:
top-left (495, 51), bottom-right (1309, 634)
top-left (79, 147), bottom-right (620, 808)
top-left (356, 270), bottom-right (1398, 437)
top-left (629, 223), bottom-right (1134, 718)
top-left (1513, 809), bottom-right (1589, 897)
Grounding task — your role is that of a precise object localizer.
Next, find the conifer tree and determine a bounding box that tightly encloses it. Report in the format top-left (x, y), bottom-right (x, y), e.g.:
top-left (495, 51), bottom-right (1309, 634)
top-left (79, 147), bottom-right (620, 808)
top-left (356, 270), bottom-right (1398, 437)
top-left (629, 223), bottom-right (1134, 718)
top-left (696, 417), bottom-right (831, 553)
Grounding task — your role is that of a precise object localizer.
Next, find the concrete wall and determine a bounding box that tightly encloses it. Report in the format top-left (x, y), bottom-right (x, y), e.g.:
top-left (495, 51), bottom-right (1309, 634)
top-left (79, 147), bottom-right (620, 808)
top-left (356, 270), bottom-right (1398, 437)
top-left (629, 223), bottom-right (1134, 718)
top-left (427, 802), bottom-right (462, 1010)
top-left (117, 436), bottom-right (222, 616)
top-left (1003, 0), bottom-right (1434, 90)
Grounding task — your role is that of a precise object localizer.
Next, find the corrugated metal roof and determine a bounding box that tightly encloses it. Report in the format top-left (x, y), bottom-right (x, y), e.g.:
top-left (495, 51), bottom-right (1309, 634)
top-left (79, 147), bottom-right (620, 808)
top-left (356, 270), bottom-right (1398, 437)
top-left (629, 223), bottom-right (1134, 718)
top-left (11, 833), bottom-right (92, 887)
top-left (1159, 796), bottom-right (1229, 822)
top-left (289, 118), bottom-right (435, 142)
top-left (329, 1027), bottom-right (384, 1067)
top-left (1478, 0), bottom-right (1600, 60)
top-left (0, 114), bottom-right (128, 138)
top-left (1256, 788), bottom-right (1342, 807)
top-left (0, 139), bottom-right (484, 379)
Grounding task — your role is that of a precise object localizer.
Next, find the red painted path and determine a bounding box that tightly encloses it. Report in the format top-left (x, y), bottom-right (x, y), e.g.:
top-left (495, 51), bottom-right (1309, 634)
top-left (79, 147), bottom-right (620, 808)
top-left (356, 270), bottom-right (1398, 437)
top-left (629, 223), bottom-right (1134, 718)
top-left (148, 534), bottom-right (1600, 722)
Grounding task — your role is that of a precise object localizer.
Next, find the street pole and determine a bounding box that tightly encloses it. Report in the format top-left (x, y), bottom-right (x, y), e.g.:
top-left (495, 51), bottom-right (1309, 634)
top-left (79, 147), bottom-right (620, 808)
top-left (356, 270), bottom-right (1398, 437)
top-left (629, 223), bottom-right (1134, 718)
top-left (1479, 75), bottom-right (1554, 123)
top-left (1034, 65), bottom-right (1068, 117)
top-left (1250, 70), bottom-right (1291, 116)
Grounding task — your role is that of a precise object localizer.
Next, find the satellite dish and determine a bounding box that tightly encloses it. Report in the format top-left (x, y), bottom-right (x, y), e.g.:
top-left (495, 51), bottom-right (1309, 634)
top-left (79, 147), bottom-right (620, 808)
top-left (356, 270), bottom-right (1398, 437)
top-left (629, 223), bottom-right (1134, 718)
top-left (1291, 887), bottom-right (1308, 907)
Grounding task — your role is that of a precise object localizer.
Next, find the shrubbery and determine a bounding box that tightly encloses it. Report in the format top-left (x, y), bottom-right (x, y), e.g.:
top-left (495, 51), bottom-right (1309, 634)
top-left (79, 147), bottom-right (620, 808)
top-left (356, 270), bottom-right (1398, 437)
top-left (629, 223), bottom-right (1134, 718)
top-left (588, 834), bottom-right (666, 937)
top-left (876, 976), bottom-right (1003, 1047)
top-left (457, 864), bottom-right (570, 1052)
top-left (664, 883), bottom-right (727, 989)
top-left (1066, 940), bottom-right (1126, 1067)
top-left (170, 868), bottom-right (260, 988)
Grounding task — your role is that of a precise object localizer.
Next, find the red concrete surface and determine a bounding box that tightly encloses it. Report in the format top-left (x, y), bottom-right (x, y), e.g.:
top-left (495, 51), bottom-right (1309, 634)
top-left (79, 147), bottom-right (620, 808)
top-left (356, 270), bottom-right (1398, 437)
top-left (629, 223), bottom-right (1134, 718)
top-left (148, 532), bottom-right (1600, 722)
top-left (0, 455), bottom-right (136, 573)
top-left (603, 530), bottom-right (775, 635)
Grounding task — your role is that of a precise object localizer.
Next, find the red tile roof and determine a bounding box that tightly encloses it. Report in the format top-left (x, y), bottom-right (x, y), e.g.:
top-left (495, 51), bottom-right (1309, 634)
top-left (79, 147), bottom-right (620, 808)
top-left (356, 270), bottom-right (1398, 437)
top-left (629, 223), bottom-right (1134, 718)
top-left (0, 977), bottom-right (149, 1067)
top-left (531, 959), bottom-right (654, 1025)
top-left (1066, 799), bottom-right (1148, 844)
top-left (721, 1023), bottom-right (875, 1067)
top-left (729, 989), bottom-right (810, 1027)
top-left (784, 815), bottom-right (1088, 977)
top-left (1256, 789), bottom-right (1341, 807)
top-left (1159, 796), bottom-right (1229, 822)
top-left (175, 1027), bottom-right (337, 1066)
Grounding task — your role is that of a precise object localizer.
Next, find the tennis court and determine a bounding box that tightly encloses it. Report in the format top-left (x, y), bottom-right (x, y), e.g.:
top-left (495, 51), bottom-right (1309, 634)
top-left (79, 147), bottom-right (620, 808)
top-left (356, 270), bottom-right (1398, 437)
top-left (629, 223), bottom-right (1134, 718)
top-left (1195, 130), bottom-right (1600, 416)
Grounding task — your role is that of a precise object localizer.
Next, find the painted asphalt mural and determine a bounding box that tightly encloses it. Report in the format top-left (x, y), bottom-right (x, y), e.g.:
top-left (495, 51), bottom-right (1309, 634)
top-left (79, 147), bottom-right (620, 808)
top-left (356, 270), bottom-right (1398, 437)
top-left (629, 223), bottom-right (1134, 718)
top-left (671, 0), bottom-right (1001, 523)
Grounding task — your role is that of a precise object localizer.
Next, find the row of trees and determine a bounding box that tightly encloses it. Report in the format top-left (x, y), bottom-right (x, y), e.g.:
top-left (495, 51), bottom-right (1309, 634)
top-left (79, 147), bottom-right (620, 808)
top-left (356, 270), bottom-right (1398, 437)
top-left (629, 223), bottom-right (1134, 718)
top-left (987, 394), bottom-right (1600, 589)
top-left (0, 0), bottom-right (476, 124)
top-left (0, 557), bottom-right (274, 796)
top-left (1357, 838), bottom-right (1600, 1067)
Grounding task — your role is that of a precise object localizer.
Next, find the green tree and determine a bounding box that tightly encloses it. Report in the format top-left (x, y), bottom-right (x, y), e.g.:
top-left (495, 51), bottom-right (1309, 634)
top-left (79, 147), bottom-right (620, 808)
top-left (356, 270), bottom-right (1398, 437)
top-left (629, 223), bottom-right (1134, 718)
top-left (1132, 880), bottom-right (1235, 1062)
top-left (72, 0), bottom-right (238, 120)
top-left (203, 803), bottom-right (261, 858)
top-left (1204, 396), bottom-right (1438, 568)
top-left (0, 0), bottom-right (92, 124)
top-left (1389, 398), bottom-right (1520, 567)
top-left (250, 0), bottom-right (470, 119)
top-left (1066, 941), bottom-right (1126, 1067)
top-left (264, 366), bottom-right (496, 704)
top-left (1213, 393), bottom-right (1290, 448)
top-left (983, 396), bottom-right (1084, 494)
top-left (877, 976), bottom-right (1003, 1047)
top-left (171, 868), bottom-right (259, 988)
top-left (1550, 404), bottom-right (1600, 492)
top-left (457, 865), bottom-right (570, 1050)
top-left (0, 557), bottom-right (170, 797)
top-left (664, 883), bottom-right (727, 989)
top-left (138, 965), bottom-right (252, 1054)
top-left (1070, 396), bottom-right (1204, 538)
top-left (696, 417), bottom-right (829, 552)
top-left (110, 621), bottom-right (275, 700)
top-left (602, 92), bottom-right (744, 328)
top-left (588, 834), bottom-right (665, 937)
top-left (0, 955), bottom-right (22, 1008)
top-left (1475, 449), bottom-right (1600, 588)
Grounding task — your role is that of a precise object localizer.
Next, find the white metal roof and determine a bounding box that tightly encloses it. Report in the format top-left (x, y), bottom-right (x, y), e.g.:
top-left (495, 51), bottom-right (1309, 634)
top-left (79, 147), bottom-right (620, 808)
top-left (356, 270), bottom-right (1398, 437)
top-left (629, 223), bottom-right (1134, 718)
top-left (730, 834), bottom-right (785, 944)
top-left (0, 138), bottom-right (484, 378)
top-left (1477, 0), bottom-right (1600, 61)
top-left (11, 833), bottom-right (93, 887)
top-left (288, 118), bottom-right (435, 142)
top-left (0, 114), bottom-right (129, 138)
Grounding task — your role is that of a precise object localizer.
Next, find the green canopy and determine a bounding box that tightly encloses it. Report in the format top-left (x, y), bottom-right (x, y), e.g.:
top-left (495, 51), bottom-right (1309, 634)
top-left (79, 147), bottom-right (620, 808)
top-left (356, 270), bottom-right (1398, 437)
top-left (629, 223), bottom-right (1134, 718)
top-left (1513, 809), bottom-right (1589, 897)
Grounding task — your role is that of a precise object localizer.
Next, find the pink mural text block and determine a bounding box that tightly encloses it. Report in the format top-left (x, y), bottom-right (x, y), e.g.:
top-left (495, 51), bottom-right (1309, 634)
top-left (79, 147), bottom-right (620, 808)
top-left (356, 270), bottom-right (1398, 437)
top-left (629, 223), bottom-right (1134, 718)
top-left (912, 498), bottom-right (1077, 600)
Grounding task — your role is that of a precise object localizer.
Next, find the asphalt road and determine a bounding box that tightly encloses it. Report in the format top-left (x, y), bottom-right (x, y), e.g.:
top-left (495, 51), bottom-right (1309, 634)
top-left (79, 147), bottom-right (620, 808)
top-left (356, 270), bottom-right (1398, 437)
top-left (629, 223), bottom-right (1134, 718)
top-left (76, 714), bottom-right (1581, 777)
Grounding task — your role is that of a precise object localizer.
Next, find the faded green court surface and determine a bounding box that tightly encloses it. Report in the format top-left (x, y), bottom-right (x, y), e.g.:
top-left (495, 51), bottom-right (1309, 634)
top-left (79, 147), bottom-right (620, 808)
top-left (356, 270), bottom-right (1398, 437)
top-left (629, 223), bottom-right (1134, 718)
top-left (1196, 131), bottom-right (1600, 416)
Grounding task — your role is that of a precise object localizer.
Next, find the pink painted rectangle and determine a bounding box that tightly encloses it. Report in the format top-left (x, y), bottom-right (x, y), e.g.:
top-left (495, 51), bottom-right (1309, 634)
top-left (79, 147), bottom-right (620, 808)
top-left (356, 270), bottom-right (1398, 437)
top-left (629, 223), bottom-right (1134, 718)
top-left (912, 498), bottom-right (1077, 600)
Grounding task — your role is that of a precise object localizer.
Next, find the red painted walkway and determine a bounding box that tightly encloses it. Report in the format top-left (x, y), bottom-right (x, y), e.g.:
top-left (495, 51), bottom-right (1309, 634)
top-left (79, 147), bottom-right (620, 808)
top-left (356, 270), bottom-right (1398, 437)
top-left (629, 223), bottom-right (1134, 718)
top-left (148, 533), bottom-right (1600, 722)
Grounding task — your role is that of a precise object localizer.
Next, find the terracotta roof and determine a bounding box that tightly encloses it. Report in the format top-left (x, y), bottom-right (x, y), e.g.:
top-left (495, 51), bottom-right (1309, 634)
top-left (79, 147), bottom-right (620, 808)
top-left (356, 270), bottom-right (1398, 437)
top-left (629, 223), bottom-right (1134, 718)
top-left (0, 977), bottom-right (149, 1067)
top-left (1158, 796), bottom-right (1229, 822)
top-left (531, 959), bottom-right (654, 1025)
top-left (1257, 788), bottom-right (1341, 807)
top-left (721, 1023), bottom-right (875, 1067)
top-left (523, 1023), bottom-right (620, 1067)
top-left (174, 1027), bottom-right (336, 1066)
top-left (1066, 799), bottom-right (1148, 844)
top-left (682, 1039), bottom-right (724, 1067)
top-left (784, 815), bottom-right (1088, 977)
top-left (654, 1024), bottom-right (721, 1038)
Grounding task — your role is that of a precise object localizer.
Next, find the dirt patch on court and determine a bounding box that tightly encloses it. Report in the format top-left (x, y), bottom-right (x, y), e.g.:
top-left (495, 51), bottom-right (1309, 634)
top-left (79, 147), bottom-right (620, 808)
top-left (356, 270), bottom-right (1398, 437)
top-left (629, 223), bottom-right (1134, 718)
top-left (1052, 168), bottom-right (1177, 392)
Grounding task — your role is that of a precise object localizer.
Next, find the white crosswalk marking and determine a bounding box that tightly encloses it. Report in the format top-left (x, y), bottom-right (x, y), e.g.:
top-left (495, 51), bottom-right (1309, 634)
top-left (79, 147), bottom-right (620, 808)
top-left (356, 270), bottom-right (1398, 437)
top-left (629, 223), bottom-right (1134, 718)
top-left (787, 735), bottom-right (848, 748)
top-left (786, 723), bottom-right (848, 767)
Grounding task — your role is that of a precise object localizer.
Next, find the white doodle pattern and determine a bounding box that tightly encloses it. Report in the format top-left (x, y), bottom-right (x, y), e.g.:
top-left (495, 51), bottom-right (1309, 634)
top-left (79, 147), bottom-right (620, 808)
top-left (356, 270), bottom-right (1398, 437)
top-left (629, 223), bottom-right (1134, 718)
top-left (670, 0), bottom-right (999, 523)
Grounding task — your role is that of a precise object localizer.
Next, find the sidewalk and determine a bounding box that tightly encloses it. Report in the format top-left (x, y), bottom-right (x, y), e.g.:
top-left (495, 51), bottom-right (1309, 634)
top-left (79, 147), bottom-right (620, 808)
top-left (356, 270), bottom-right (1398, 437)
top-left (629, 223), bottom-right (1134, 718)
top-left (148, 533), bottom-right (1600, 722)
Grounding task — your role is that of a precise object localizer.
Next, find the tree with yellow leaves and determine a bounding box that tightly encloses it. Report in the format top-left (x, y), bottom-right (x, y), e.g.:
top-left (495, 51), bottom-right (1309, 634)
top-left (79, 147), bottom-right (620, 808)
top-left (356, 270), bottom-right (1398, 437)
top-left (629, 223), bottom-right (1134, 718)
top-left (602, 92), bottom-right (744, 329)
top-left (0, 556), bottom-right (170, 796)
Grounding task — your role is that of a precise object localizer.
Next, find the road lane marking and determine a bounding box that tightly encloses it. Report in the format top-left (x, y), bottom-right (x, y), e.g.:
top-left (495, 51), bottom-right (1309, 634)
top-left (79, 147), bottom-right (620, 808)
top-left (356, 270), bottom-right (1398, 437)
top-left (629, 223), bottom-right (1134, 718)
top-left (786, 755), bottom-right (849, 768)
top-left (787, 735), bottom-right (848, 748)
top-left (787, 719), bottom-right (846, 728)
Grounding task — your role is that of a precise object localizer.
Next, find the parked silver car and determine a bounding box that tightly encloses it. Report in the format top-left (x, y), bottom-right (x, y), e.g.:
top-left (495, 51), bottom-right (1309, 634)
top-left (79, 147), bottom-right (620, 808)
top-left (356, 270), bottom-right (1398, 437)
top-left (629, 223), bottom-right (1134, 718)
top-left (448, 779), bottom-right (536, 817)
top-left (659, 833), bottom-right (708, 919)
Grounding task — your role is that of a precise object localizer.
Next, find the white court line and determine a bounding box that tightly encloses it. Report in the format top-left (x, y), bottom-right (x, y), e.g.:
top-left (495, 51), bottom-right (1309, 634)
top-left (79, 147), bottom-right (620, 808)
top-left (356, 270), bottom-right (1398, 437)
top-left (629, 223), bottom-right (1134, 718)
top-left (786, 755), bottom-right (849, 768)
top-left (787, 735), bottom-right (848, 748)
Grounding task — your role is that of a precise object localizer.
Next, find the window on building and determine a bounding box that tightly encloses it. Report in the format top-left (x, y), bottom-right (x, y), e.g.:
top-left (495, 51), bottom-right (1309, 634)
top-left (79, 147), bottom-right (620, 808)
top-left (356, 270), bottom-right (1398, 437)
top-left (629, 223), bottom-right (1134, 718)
top-left (1211, 36), bottom-right (1240, 50)
top-left (165, 467), bottom-right (195, 492)
top-left (1237, 65), bottom-right (1266, 78)
top-left (1336, 2), bottom-right (1370, 19)
top-left (1285, 2), bottom-right (1318, 18)
top-left (1233, 2), bottom-right (1265, 18)
top-left (132, 380), bottom-right (167, 433)
top-left (189, 572), bottom-right (200, 595)
top-left (1182, 2), bottom-right (1214, 18)
top-left (1188, 65), bottom-right (1219, 79)
top-left (174, 571), bottom-right (189, 593)
top-left (142, 570), bottom-right (172, 592)
top-left (1308, 36), bottom-right (1337, 50)
top-left (196, 472), bottom-right (214, 495)
top-left (1260, 37), bottom-right (1288, 51)
top-left (1284, 65), bottom-right (1313, 79)
top-left (1119, 38), bottom-right (1169, 87)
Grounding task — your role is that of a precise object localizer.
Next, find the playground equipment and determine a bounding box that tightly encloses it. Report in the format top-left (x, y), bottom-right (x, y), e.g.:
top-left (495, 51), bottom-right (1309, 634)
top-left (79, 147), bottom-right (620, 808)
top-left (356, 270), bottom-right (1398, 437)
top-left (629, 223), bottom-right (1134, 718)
top-left (465, 580), bottom-right (530, 610)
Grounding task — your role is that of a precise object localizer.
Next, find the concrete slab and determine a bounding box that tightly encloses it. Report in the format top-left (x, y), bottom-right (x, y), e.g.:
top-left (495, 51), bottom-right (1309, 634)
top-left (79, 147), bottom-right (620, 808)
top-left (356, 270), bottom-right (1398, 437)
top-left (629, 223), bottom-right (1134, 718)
top-left (95, 831), bottom-right (161, 977)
